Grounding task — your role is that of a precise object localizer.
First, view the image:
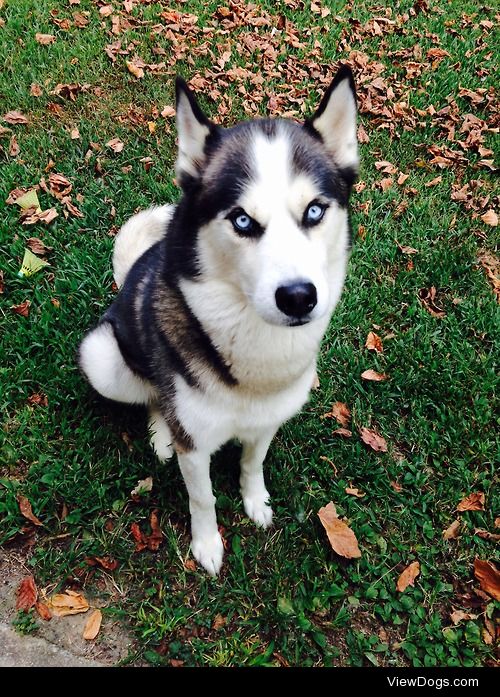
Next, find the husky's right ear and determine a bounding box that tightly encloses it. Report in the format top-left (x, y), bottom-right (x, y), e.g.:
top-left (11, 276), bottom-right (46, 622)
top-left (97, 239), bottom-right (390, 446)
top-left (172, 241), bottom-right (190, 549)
top-left (175, 77), bottom-right (217, 185)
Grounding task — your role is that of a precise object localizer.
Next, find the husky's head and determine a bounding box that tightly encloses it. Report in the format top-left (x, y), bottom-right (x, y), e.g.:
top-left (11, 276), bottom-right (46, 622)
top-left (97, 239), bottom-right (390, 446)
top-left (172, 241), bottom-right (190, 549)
top-left (174, 66), bottom-right (358, 328)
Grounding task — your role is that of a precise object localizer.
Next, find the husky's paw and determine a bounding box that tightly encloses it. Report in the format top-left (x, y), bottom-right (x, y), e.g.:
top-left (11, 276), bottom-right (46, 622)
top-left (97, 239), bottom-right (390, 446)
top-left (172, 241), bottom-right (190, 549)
top-left (191, 533), bottom-right (224, 576)
top-left (243, 495), bottom-right (273, 529)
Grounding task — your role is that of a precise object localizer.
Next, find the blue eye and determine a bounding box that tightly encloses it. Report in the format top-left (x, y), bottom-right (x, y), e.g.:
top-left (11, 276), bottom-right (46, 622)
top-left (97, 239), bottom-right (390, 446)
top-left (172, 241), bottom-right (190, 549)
top-left (227, 208), bottom-right (263, 237)
top-left (234, 213), bottom-right (251, 231)
top-left (305, 202), bottom-right (326, 225)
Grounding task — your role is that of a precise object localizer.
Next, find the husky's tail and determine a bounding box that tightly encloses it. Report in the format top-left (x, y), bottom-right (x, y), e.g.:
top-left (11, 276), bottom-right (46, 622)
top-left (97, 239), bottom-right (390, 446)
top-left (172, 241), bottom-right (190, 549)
top-left (112, 204), bottom-right (175, 288)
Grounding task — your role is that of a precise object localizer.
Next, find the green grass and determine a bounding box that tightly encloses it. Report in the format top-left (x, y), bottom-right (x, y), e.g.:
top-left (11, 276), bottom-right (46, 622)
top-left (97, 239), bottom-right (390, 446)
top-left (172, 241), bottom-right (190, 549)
top-left (0, 0), bottom-right (498, 668)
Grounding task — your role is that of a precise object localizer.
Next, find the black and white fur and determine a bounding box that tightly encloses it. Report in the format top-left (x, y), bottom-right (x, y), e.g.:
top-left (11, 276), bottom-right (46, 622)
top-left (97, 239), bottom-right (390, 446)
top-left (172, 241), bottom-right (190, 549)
top-left (79, 66), bottom-right (359, 575)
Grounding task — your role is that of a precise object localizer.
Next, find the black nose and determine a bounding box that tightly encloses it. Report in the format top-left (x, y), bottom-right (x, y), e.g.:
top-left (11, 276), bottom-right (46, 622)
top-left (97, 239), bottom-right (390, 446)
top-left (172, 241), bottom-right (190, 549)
top-left (275, 282), bottom-right (317, 318)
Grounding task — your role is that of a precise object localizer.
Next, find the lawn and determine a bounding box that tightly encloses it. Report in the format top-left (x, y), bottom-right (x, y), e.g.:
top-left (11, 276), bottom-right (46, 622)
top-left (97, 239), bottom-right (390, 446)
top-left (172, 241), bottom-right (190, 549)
top-left (0, 0), bottom-right (498, 668)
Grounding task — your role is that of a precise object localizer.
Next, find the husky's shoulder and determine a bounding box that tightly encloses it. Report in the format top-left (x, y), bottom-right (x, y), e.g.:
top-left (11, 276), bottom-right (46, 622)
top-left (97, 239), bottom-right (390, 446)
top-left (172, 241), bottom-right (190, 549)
top-left (112, 204), bottom-right (175, 288)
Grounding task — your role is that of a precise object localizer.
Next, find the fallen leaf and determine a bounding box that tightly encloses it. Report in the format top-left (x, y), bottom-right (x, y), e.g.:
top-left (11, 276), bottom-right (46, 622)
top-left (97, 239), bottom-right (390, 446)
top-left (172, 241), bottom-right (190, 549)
top-left (345, 487), bottom-right (365, 498)
top-left (83, 609), bottom-right (102, 640)
top-left (106, 137), bottom-right (125, 153)
top-left (131, 522), bottom-right (147, 552)
top-left (3, 111), bottom-right (29, 124)
top-left (21, 208), bottom-right (58, 225)
top-left (27, 238), bottom-right (52, 256)
top-left (359, 427), bottom-right (388, 452)
top-left (450, 609), bottom-right (477, 625)
top-left (35, 601), bottom-right (52, 621)
top-left (48, 590), bottom-right (89, 616)
top-left (443, 519), bottom-right (460, 540)
top-left (14, 189), bottom-right (41, 211)
top-left (131, 476), bottom-right (153, 497)
top-left (161, 105), bottom-right (176, 118)
top-left (323, 401), bottom-right (351, 427)
top-left (212, 613), bottom-right (226, 630)
top-left (396, 241), bottom-right (419, 255)
top-left (35, 33), bottom-right (55, 45)
top-left (418, 286), bottom-right (446, 318)
top-left (147, 509), bottom-right (163, 551)
top-left (11, 301), bottom-right (31, 318)
top-left (332, 428), bottom-right (352, 438)
top-left (318, 501), bottom-right (361, 559)
top-left (457, 492), bottom-right (485, 512)
top-left (481, 210), bottom-right (497, 227)
top-left (9, 134), bottom-right (20, 156)
top-left (390, 481), bottom-right (403, 492)
top-left (27, 393), bottom-right (48, 407)
top-left (396, 561), bottom-right (420, 592)
top-left (473, 559), bottom-right (500, 601)
top-left (126, 59), bottom-right (145, 79)
top-left (86, 556), bottom-right (119, 571)
top-left (18, 495), bottom-right (43, 526)
top-left (361, 369), bottom-right (387, 382)
top-left (16, 576), bottom-right (38, 611)
top-left (365, 331), bottom-right (383, 353)
top-left (474, 529), bottom-right (500, 542)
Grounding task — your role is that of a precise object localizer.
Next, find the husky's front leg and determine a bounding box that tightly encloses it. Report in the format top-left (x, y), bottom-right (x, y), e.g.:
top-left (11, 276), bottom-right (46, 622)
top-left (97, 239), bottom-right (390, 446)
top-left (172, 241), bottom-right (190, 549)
top-left (176, 449), bottom-right (223, 576)
top-left (240, 428), bottom-right (277, 529)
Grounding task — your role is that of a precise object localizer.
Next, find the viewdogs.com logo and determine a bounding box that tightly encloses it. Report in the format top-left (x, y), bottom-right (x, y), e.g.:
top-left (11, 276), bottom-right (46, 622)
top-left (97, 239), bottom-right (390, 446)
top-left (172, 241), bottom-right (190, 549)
top-left (387, 677), bottom-right (479, 689)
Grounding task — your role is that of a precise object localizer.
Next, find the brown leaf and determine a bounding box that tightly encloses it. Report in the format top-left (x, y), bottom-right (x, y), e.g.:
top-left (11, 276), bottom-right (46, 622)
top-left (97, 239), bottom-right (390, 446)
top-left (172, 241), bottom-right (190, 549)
top-left (443, 519), bottom-right (460, 540)
top-left (11, 301), bottom-right (31, 318)
top-left (18, 495), bottom-right (43, 526)
top-left (365, 331), bottom-right (383, 353)
top-left (396, 241), bottom-right (419, 255)
top-left (425, 176), bottom-right (442, 187)
top-left (161, 105), bottom-right (176, 118)
top-left (126, 59), bottom-right (145, 79)
top-left (9, 134), bottom-right (20, 156)
top-left (35, 601), bottom-right (52, 621)
top-left (450, 609), bottom-right (477, 625)
top-left (359, 427), bottom-right (388, 452)
top-left (3, 111), bottom-right (29, 124)
top-left (83, 609), bottom-right (102, 640)
top-left (16, 576), bottom-right (38, 611)
top-left (88, 556), bottom-right (119, 571)
top-left (318, 502), bottom-right (361, 559)
top-left (390, 481), bottom-right (403, 492)
top-left (212, 613), bottom-right (226, 630)
top-left (473, 559), bottom-right (500, 601)
top-left (345, 487), bottom-right (365, 498)
top-left (474, 529), bottom-right (500, 542)
top-left (481, 210), bottom-right (498, 227)
top-left (418, 286), bottom-right (446, 318)
top-left (457, 492), bottom-right (485, 512)
top-left (27, 393), bottom-right (48, 407)
top-left (35, 33), bottom-right (55, 45)
top-left (21, 208), bottom-right (58, 225)
top-left (357, 123), bottom-right (370, 144)
top-left (106, 137), bottom-right (125, 153)
top-left (332, 428), bottom-right (352, 438)
top-left (27, 238), bottom-right (52, 256)
top-left (361, 369), bottom-right (387, 382)
top-left (30, 83), bottom-right (43, 97)
top-left (147, 509), bottom-right (164, 551)
top-left (396, 561), bottom-right (420, 592)
top-left (323, 401), bottom-right (351, 427)
top-left (131, 522), bottom-right (147, 552)
top-left (48, 590), bottom-right (89, 616)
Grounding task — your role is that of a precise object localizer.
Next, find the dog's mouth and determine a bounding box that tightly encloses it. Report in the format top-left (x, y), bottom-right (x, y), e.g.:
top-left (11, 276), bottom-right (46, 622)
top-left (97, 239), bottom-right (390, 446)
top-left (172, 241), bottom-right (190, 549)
top-left (287, 317), bottom-right (311, 327)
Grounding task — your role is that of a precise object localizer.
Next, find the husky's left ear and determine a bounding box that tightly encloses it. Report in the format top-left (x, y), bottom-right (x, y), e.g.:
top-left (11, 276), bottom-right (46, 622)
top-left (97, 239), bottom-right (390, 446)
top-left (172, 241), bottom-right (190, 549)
top-left (175, 77), bottom-right (218, 184)
top-left (306, 65), bottom-right (359, 174)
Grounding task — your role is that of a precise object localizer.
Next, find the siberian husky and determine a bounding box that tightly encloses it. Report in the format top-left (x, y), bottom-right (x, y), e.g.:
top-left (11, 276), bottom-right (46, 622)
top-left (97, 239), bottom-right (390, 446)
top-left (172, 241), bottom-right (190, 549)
top-left (79, 66), bottom-right (359, 575)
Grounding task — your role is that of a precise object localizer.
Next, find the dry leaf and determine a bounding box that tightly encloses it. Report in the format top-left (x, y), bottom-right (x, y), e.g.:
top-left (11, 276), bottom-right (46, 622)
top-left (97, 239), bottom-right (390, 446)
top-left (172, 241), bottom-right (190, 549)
top-left (18, 495), bottom-right (43, 526)
top-left (418, 286), bottom-right (446, 318)
top-left (443, 519), bottom-right (460, 540)
top-left (131, 522), bottom-right (147, 552)
top-left (477, 251), bottom-right (500, 302)
top-left (35, 33), bottom-right (55, 45)
top-left (48, 590), bottom-right (89, 616)
top-left (35, 601), bottom-right (52, 621)
top-left (474, 528), bottom-right (500, 542)
top-left (27, 238), bottom-right (52, 256)
top-left (3, 111), bottom-right (29, 124)
top-left (126, 59), bottom-right (144, 79)
top-left (147, 509), bottom-right (163, 551)
top-left (212, 613), bottom-right (226, 630)
top-left (396, 241), bottom-right (419, 255)
top-left (481, 210), bottom-right (497, 227)
top-left (323, 401), bottom-right (351, 427)
top-left (131, 476), bottom-right (153, 497)
top-left (361, 369), bottom-right (387, 382)
top-left (332, 428), bottom-right (352, 438)
top-left (16, 576), bottom-right (38, 611)
top-left (161, 105), bottom-right (176, 118)
top-left (345, 487), bottom-right (365, 498)
top-left (106, 137), bottom-right (124, 153)
top-left (450, 609), bottom-right (477, 625)
top-left (83, 609), bottom-right (102, 640)
top-left (317, 502), bottom-right (361, 559)
top-left (473, 559), bottom-right (500, 601)
top-left (365, 331), bottom-right (383, 353)
top-left (396, 561), bottom-right (420, 592)
top-left (359, 427), bottom-right (388, 452)
top-left (457, 492), bottom-right (485, 512)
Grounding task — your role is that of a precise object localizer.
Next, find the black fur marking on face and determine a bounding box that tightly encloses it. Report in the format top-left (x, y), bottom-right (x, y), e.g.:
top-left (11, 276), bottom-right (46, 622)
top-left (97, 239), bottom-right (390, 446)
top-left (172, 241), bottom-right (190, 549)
top-left (226, 207), bottom-right (264, 239)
